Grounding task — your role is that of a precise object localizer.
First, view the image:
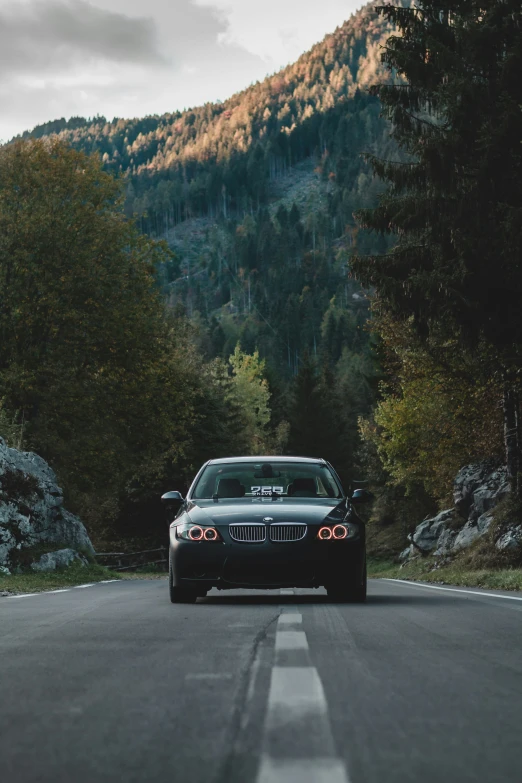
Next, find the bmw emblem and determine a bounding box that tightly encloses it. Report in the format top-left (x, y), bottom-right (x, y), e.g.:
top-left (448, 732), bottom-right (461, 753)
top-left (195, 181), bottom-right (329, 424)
top-left (263, 517), bottom-right (274, 522)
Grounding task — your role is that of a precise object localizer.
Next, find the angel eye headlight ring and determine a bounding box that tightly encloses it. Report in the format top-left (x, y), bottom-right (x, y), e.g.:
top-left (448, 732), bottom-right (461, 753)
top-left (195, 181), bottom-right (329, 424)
top-left (318, 527), bottom-right (332, 540)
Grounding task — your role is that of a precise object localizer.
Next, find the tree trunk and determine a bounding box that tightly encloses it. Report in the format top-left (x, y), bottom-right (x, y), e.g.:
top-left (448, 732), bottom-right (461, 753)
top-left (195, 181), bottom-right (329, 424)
top-left (503, 378), bottom-right (520, 495)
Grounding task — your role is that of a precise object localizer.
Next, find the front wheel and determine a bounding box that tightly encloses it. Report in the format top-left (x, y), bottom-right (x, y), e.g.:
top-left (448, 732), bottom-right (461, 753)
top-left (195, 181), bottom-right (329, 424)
top-left (327, 561), bottom-right (367, 603)
top-left (170, 587), bottom-right (198, 604)
top-left (169, 555), bottom-right (199, 604)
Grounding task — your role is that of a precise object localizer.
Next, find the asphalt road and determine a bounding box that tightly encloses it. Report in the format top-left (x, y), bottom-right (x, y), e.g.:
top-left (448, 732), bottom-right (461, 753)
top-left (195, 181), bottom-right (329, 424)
top-left (1, 578), bottom-right (522, 783)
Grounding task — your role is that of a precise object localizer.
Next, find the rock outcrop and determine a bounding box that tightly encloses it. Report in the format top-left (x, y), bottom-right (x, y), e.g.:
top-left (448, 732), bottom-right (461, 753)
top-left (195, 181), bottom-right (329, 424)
top-left (0, 438), bottom-right (94, 573)
top-left (401, 462), bottom-right (519, 561)
top-left (30, 548), bottom-right (89, 572)
top-left (496, 526), bottom-right (522, 552)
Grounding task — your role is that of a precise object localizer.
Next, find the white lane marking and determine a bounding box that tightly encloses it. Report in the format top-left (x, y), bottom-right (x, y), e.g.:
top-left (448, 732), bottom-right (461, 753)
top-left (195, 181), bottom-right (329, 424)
top-left (185, 673), bottom-right (233, 680)
top-left (266, 666), bottom-right (327, 722)
top-left (275, 630), bottom-right (309, 651)
top-left (258, 756), bottom-right (349, 783)
top-left (4, 582), bottom-right (121, 599)
top-left (280, 589), bottom-right (294, 595)
top-left (382, 578), bottom-right (522, 602)
top-left (256, 609), bottom-right (350, 783)
top-left (277, 613), bottom-right (302, 625)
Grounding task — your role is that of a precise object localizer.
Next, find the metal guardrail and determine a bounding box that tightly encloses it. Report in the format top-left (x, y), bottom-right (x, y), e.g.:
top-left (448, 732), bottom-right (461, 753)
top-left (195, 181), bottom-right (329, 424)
top-left (95, 547), bottom-right (168, 572)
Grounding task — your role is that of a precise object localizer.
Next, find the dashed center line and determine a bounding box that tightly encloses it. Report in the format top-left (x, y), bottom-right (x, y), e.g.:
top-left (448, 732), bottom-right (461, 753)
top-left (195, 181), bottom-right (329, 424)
top-left (275, 630), bottom-right (309, 651)
top-left (258, 756), bottom-right (349, 783)
top-left (277, 613), bottom-right (302, 625)
top-left (255, 590), bottom-right (350, 783)
top-left (266, 666), bottom-right (328, 719)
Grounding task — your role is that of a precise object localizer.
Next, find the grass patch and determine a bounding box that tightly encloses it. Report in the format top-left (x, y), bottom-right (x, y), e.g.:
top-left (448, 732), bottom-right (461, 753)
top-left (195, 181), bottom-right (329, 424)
top-left (0, 561), bottom-right (169, 595)
top-left (368, 557), bottom-right (522, 592)
top-left (132, 564), bottom-right (167, 575)
top-left (120, 571), bottom-right (167, 580)
top-left (0, 562), bottom-right (122, 595)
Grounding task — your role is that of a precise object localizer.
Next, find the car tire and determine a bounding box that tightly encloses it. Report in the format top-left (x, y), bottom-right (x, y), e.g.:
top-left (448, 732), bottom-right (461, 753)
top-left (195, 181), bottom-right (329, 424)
top-left (169, 554), bottom-right (198, 604)
top-left (170, 587), bottom-right (198, 604)
top-left (327, 560), bottom-right (367, 604)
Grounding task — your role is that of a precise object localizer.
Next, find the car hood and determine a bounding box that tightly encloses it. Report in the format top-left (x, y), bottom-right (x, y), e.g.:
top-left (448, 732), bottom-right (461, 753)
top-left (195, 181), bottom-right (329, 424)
top-left (185, 497), bottom-right (350, 527)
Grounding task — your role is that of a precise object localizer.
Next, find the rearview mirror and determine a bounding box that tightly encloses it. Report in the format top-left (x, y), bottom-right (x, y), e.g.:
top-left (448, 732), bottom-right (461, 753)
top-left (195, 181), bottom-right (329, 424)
top-left (351, 488), bottom-right (374, 504)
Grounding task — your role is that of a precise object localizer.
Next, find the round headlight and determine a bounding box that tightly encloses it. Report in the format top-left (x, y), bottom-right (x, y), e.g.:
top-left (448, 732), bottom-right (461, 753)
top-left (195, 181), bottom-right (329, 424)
top-left (188, 526), bottom-right (204, 541)
top-left (318, 527), bottom-right (333, 540)
top-left (204, 528), bottom-right (218, 541)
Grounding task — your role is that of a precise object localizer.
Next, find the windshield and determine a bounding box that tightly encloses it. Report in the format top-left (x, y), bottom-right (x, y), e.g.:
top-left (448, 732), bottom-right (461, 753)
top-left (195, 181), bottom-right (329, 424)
top-left (192, 461), bottom-right (343, 500)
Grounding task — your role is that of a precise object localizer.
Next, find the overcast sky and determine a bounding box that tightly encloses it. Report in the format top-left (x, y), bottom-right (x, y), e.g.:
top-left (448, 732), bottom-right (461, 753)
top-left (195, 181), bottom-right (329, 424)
top-left (0, 0), bottom-right (364, 141)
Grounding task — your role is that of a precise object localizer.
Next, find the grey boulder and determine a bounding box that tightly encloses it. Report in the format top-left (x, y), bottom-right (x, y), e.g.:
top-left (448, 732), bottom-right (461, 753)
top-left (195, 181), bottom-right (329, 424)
top-left (0, 437), bottom-right (94, 571)
top-left (31, 548), bottom-right (89, 572)
top-left (453, 463), bottom-right (493, 514)
top-left (496, 526), bottom-right (522, 552)
top-left (403, 462), bottom-right (510, 562)
top-left (453, 514), bottom-right (493, 551)
top-left (411, 509), bottom-right (457, 553)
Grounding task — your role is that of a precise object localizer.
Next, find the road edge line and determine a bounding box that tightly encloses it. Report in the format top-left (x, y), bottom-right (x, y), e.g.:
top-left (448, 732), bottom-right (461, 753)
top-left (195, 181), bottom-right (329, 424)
top-left (380, 578), bottom-right (522, 601)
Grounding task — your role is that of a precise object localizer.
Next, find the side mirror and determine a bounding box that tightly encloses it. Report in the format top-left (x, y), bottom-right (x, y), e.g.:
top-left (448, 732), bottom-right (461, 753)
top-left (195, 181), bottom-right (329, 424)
top-left (161, 491), bottom-right (184, 505)
top-left (161, 491), bottom-right (184, 525)
top-left (351, 488), bottom-right (374, 504)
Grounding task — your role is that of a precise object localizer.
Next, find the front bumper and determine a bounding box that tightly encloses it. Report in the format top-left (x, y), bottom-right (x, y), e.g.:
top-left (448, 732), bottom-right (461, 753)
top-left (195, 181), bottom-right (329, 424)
top-left (169, 526), bottom-right (365, 590)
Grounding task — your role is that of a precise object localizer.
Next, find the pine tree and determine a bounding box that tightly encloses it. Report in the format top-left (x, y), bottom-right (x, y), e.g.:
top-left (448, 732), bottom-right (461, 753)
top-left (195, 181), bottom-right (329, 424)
top-left (352, 0), bottom-right (522, 491)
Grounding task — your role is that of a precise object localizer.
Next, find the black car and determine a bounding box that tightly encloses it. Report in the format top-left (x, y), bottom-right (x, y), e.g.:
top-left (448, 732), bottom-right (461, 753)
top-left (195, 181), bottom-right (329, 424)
top-left (161, 456), bottom-right (372, 604)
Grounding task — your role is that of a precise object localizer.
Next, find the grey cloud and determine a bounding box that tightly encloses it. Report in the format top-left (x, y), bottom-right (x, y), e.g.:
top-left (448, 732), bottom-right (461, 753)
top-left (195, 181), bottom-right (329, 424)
top-left (0, 0), bottom-right (270, 141)
top-left (0, 0), bottom-right (165, 77)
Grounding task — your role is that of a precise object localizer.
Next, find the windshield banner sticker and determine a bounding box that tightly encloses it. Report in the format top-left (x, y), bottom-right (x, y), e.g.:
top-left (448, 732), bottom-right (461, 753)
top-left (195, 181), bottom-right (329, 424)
top-left (251, 486), bottom-right (284, 496)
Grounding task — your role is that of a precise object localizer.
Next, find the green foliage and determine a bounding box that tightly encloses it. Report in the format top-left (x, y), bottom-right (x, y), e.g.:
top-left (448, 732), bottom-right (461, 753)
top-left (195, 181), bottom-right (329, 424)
top-left (0, 139), bottom-right (222, 535)
top-left (370, 374), bottom-right (501, 501)
top-left (360, 315), bottom-right (503, 503)
top-left (286, 348), bottom-right (376, 486)
top-left (0, 400), bottom-right (25, 450)
top-left (353, 0), bottom-right (522, 372)
top-left (367, 559), bottom-right (522, 591)
top-left (353, 0), bottom-right (522, 503)
top-left (227, 345), bottom-right (272, 453)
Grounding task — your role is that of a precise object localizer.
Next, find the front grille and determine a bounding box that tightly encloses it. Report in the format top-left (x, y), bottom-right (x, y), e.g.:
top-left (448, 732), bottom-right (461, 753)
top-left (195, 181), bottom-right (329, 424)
top-left (269, 523), bottom-right (307, 542)
top-left (229, 524), bottom-right (266, 543)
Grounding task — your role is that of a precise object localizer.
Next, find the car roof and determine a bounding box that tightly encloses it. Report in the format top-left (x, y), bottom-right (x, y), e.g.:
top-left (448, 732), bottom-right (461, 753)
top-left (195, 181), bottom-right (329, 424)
top-left (207, 456), bottom-right (326, 465)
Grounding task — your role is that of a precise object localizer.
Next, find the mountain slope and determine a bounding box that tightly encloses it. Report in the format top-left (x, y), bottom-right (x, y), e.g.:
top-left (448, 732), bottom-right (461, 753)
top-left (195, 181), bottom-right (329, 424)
top-left (16, 1), bottom-right (398, 481)
top-left (19, 1), bottom-right (395, 229)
